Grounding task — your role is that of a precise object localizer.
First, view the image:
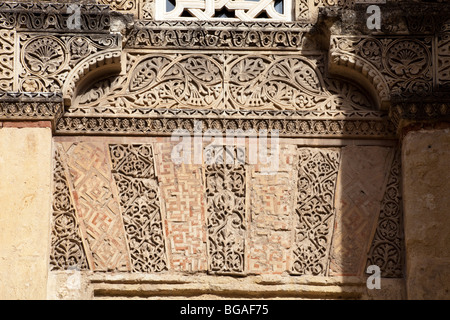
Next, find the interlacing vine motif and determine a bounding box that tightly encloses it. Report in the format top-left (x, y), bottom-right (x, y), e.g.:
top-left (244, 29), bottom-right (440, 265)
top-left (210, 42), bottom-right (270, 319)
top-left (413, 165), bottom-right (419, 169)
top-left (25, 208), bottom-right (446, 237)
top-left (109, 144), bottom-right (168, 272)
top-left (292, 148), bottom-right (340, 276)
top-left (205, 148), bottom-right (246, 274)
top-left (366, 150), bottom-right (404, 278)
top-left (50, 149), bottom-right (89, 271)
top-left (73, 53), bottom-right (373, 112)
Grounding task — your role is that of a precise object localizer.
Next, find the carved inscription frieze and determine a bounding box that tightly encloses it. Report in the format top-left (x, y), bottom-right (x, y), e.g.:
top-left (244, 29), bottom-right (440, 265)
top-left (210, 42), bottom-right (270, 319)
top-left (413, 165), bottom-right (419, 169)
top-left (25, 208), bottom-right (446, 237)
top-left (0, 30), bottom-right (14, 92)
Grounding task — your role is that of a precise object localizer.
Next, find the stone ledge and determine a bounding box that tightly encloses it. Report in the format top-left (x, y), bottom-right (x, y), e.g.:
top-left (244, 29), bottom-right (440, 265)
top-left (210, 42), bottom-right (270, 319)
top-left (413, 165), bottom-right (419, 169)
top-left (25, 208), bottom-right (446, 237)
top-left (90, 273), bottom-right (366, 299)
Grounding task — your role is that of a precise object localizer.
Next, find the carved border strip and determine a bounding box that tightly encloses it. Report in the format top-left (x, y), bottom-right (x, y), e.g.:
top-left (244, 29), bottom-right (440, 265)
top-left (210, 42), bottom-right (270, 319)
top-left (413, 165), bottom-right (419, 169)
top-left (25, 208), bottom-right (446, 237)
top-left (0, 92), bottom-right (63, 124)
top-left (56, 114), bottom-right (396, 138)
top-left (0, 2), bottom-right (111, 32)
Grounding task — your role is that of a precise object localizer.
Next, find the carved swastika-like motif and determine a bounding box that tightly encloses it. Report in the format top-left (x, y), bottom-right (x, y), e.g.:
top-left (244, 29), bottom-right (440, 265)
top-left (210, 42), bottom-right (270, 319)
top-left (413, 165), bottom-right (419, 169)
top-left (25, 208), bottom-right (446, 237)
top-left (155, 142), bottom-right (208, 272)
top-left (205, 147), bottom-right (247, 274)
top-left (291, 148), bottom-right (341, 276)
top-left (156, 0), bottom-right (292, 21)
top-left (63, 142), bottom-right (131, 271)
top-left (109, 144), bottom-right (168, 272)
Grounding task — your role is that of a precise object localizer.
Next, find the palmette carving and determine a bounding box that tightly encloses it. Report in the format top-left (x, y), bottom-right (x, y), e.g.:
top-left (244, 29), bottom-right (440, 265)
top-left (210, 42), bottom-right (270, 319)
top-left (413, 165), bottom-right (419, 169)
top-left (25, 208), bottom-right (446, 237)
top-left (331, 36), bottom-right (433, 101)
top-left (50, 149), bottom-right (89, 271)
top-left (19, 34), bottom-right (120, 93)
top-left (291, 148), bottom-right (340, 276)
top-left (205, 148), bottom-right (246, 274)
top-left (367, 150), bottom-right (404, 278)
top-left (109, 144), bottom-right (168, 273)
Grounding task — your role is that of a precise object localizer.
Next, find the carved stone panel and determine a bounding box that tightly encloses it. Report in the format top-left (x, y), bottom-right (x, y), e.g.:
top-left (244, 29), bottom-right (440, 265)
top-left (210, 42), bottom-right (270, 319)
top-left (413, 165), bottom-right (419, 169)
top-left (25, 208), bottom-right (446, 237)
top-left (438, 33), bottom-right (450, 90)
top-left (366, 149), bottom-right (404, 278)
top-left (109, 144), bottom-right (168, 272)
top-left (291, 147), bottom-right (341, 276)
top-left (50, 148), bottom-right (89, 271)
top-left (62, 142), bottom-right (131, 271)
top-left (205, 148), bottom-right (247, 274)
top-left (72, 52), bottom-right (373, 112)
top-left (329, 146), bottom-right (394, 276)
top-left (248, 144), bottom-right (297, 274)
top-left (154, 142), bottom-right (208, 272)
top-left (0, 30), bottom-right (15, 92)
top-left (18, 33), bottom-right (120, 93)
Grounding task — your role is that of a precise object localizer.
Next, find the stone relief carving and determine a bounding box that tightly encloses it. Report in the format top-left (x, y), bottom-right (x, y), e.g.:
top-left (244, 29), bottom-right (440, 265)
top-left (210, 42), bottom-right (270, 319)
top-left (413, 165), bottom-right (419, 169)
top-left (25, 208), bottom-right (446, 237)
top-left (205, 147), bottom-right (246, 274)
top-left (0, 92), bottom-right (63, 121)
top-left (127, 20), bottom-right (309, 49)
top-left (0, 30), bottom-right (14, 92)
top-left (155, 0), bottom-right (292, 21)
top-left (19, 34), bottom-right (120, 93)
top-left (330, 36), bottom-right (434, 102)
top-left (0, 2), bottom-right (110, 32)
top-left (291, 148), bottom-right (340, 276)
top-left (73, 52), bottom-right (372, 112)
top-left (63, 142), bottom-right (131, 271)
top-left (50, 149), bottom-right (89, 271)
top-left (109, 144), bottom-right (168, 272)
top-left (438, 33), bottom-right (450, 90)
top-left (366, 150), bottom-right (404, 278)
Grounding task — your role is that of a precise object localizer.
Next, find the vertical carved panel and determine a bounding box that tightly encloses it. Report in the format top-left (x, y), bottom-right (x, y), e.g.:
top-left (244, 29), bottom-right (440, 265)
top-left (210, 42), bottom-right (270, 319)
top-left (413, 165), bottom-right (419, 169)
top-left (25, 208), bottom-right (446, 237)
top-left (291, 148), bottom-right (340, 276)
top-left (329, 146), bottom-right (393, 276)
top-left (155, 142), bottom-right (208, 272)
top-left (109, 144), bottom-right (168, 272)
top-left (50, 148), bottom-right (89, 271)
top-left (367, 150), bottom-right (404, 278)
top-left (64, 142), bottom-right (131, 271)
top-left (0, 30), bottom-right (14, 91)
top-left (205, 148), bottom-right (247, 274)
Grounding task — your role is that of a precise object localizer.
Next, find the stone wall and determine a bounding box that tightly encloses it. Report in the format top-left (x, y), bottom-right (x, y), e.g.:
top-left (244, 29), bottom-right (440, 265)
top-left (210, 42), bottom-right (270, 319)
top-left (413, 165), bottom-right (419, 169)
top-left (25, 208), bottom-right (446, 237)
top-left (0, 0), bottom-right (449, 300)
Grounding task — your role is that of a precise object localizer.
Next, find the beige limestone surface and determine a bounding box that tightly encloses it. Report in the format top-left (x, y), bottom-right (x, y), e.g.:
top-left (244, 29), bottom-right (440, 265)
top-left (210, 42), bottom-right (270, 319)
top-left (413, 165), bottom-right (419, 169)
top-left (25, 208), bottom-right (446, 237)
top-left (403, 128), bottom-right (450, 300)
top-left (0, 128), bottom-right (52, 299)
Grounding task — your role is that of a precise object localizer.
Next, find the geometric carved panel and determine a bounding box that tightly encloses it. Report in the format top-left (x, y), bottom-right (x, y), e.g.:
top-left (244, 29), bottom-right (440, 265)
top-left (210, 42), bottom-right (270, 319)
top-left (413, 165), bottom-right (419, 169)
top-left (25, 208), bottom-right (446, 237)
top-left (366, 149), bottom-right (404, 278)
top-left (109, 144), bottom-right (168, 272)
top-left (155, 142), bottom-right (208, 272)
top-left (63, 142), bottom-right (131, 271)
top-left (291, 148), bottom-right (341, 276)
top-left (329, 146), bottom-right (393, 276)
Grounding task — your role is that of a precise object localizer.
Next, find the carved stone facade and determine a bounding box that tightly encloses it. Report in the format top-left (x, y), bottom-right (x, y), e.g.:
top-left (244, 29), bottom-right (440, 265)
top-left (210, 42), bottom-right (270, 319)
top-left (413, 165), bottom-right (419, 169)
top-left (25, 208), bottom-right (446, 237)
top-left (1, 0), bottom-right (450, 300)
